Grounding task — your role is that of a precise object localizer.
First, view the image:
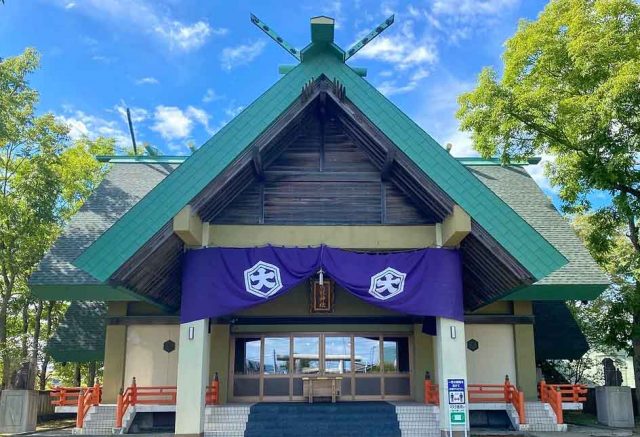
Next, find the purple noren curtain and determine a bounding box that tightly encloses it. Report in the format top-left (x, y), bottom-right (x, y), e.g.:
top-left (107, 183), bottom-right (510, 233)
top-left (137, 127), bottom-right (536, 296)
top-left (180, 245), bottom-right (463, 323)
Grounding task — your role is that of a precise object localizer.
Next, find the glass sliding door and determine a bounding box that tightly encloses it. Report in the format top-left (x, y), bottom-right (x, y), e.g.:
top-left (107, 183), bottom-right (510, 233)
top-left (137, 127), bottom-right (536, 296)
top-left (262, 337), bottom-right (290, 398)
top-left (232, 337), bottom-right (261, 398)
top-left (292, 336), bottom-right (320, 399)
top-left (230, 333), bottom-right (412, 402)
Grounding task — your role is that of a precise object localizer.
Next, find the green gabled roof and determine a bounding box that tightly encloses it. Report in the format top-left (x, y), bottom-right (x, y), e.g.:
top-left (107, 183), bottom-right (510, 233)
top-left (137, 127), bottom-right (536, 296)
top-left (74, 21), bottom-right (567, 284)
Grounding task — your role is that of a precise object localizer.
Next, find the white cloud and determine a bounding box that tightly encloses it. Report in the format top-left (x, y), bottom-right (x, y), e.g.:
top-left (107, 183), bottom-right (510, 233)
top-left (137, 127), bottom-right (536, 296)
top-left (377, 81), bottom-right (420, 96)
top-left (64, 2), bottom-right (75, 9)
top-left (57, 109), bottom-right (130, 148)
top-left (224, 105), bottom-right (245, 118)
top-left (135, 77), bottom-right (159, 85)
top-left (357, 21), bottom-right (437, 70)
top-left (91, 55), bottom-right (115, 64)
top-left (113, 103), bottom-right (148, 124)
top-left (211, 28), bottom-right (229, 36)
top-left (154, 20), bottom-right (213, 52)
top-left (151, 105), bottom-right (212, 140)
top-left (431, 0), bottom-right (519, 18)
top-left (52, 0), bottom-right (225, 52)
top-left (202, 88), bottom-right (223, 103)
top-left (321, 0), bottom-right (345, 29)
top-left (355, 18), bottom-right (437, 96)
top-left (152, 106), bottom-right (193, 140)
top-left (220, 40), bottom-right (266, 71)
top-left (429, 0), bottom-right (521, 43)
top-left (186, 106), bottom-right (213, 134)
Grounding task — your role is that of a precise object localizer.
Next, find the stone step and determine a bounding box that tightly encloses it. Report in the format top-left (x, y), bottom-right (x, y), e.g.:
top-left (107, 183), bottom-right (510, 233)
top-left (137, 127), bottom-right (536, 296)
top-left (204, 431), bottom-right (244, 437)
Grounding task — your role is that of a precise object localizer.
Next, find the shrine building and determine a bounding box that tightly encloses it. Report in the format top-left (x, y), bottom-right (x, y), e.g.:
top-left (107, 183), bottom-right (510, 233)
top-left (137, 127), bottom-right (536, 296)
top-left (31, 15), bottom-right (609, 437)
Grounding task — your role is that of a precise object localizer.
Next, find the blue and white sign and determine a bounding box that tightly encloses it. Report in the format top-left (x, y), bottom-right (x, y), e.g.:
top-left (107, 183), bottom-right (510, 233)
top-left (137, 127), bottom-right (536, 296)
top-left (447, 379), bottom-right (465, 391)
top-left (447, 378), bottom-right (466, 405)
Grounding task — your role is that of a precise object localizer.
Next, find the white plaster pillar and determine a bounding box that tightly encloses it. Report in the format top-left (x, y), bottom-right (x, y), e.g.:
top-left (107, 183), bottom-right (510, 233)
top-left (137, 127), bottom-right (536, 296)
top-left (175, 318), bottom-right (210, 436)
top-left (435, 317), bottom-right (470, 436)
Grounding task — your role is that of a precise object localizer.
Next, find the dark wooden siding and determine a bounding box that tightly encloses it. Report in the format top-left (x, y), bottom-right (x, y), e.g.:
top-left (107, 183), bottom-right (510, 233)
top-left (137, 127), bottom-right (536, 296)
top-left (211, 116), bottom-right (436, 225)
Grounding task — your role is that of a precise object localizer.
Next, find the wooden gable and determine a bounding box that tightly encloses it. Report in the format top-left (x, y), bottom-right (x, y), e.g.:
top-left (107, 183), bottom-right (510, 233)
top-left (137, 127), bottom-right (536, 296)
top-left (210, 116), bottom-right (435, 225)
top-left (107, 78), bottom-right (533, 310)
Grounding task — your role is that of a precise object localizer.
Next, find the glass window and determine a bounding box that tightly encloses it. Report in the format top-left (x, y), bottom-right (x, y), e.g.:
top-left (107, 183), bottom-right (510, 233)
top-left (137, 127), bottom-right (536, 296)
top-left (293, 337), bottom-right (320, 374)
top-left (325, 336), bottom-right (352, 374)
top-left (234, 337), bottom-right (261, 374)
top-left (354, 336), bottom-right (381, 373)
top-left (383, 337), bottom-right (410, 372)
top-left (263, 337), bottom-right (290, 374)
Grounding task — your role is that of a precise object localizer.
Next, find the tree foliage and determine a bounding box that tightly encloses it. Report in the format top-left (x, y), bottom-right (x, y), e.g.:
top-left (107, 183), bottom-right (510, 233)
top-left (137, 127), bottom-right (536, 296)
top-left (0, 48), bottom-right (112, 388)
top-left (457, 0), bottom-right (640, 398)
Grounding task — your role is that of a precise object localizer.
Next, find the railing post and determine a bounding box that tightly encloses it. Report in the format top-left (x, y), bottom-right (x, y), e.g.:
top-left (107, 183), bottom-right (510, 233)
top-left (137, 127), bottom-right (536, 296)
top-left (116, 389), bottom-right (124, 429)
top-left (212, 372), bottom-right (220, 405)
top-left (131, 377), bottom-right (137, 406)
top-left (504, 375), bottom-right (511, 403)
top-left (518, 390), bottom-right (526, 424)
top-left (424, 371), bottom-right (431, 405)
top-left (58, 388), bottom-right (65, 406)
top-left (76, 389), bottom-right (85, 429)
top-left (539, 379), bottom-right (546, 402)
top-left (92, 383), bottom-right (100, 405)
top-left (555, 387), bottom-right (563, 424)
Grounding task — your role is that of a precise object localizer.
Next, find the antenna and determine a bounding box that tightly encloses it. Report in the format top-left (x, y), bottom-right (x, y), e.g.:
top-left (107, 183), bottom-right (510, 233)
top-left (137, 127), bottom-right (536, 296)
top-left (251, 13), bottom-right (301, 61)
top-left (126, 108), bottom-right (138, 156)
top-left (344, 15), bottom-right (394, 61)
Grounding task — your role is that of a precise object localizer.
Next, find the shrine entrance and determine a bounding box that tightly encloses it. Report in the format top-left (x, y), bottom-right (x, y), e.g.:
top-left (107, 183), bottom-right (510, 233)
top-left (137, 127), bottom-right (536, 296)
top-left (230, 333), bottom-right (412, 402)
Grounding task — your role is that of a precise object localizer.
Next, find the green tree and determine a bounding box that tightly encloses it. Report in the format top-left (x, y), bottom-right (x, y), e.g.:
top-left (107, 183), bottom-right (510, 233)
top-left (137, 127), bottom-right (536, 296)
top-left (456, 0), bottom-right (640, 403)
top-left (0, 48), bottom-right (114, 387)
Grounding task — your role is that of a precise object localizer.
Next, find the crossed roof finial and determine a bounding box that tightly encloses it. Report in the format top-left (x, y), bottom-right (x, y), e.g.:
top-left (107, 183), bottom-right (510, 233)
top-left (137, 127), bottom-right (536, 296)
top-left (250, 13), bottom-right (395, 63)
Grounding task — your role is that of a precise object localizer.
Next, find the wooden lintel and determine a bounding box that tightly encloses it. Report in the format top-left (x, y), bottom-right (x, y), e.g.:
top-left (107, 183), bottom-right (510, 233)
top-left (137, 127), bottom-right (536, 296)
top-left (172, 205), bottom-right (203, 246)
top-left (441, 205), bottom-right (471, 247)
top-left (207, 224), bottom-right (437, 249)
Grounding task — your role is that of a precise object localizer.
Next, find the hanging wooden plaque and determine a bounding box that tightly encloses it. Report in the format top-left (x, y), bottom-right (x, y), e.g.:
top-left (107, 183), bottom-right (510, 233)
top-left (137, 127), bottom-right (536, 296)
top-left (310, 279), bottom-right (334, 313)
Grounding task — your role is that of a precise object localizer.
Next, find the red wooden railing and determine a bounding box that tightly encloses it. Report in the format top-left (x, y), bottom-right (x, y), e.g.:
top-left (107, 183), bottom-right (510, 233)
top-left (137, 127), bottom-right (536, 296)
top-left (538, 381), bottom-right (565, 424)
top-left (538, 381), bottom-right (587, 404)
top-left (75, 384), bottom-right (102, 429)
top-left (115, 376), bottom-right (221, 429)
top-left (50, 386), bottom-right (84, 406)
top-left (424, 374), bottom-right (526, 424)
top-left (423, 372), bottom-right (440, 405)
top-left (205, 372), bottom-right (220, 405)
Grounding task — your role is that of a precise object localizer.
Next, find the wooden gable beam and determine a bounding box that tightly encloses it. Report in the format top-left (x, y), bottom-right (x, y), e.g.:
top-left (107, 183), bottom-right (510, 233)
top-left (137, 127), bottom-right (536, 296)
top-left (173, 205), bottom-right (203, 246)
top-left (437, 205), bottom-right (471, 247)
top-left (381, 146), bottom-right (396, 182)
top-left (252, 146), bottom-right (265, 181)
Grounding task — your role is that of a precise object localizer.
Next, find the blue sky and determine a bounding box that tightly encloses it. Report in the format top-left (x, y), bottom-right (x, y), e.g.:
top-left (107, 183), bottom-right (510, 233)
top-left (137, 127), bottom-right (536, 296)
top-left (2, 0), bottom-right (560, 196)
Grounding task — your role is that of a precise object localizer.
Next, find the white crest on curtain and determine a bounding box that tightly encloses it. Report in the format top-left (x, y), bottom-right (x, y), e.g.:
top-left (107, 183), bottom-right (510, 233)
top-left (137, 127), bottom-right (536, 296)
top-left (368, 267), bottom-right (406, 300)
top-left (243, 261), bottom-right (283, 298)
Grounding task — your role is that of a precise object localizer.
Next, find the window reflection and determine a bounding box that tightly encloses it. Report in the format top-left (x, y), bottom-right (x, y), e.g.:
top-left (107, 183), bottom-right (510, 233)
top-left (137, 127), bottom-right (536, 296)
top-left (293, 337), bottom-right (320, 374)
top-left (383, 337), bottom-right (410, 372)
top-left (263, 337), bottom-right (290, 374)
top-left (234, 337), bottom-right (261, 374)
top-left (354, 336), bottom-right (381, 373)
top-left (325, 336), bottom-right (352, 374)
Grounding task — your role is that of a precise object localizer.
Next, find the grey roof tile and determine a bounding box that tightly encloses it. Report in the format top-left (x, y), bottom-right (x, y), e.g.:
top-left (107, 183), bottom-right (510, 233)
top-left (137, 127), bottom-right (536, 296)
top-left (30, 164), bottom-right (177, 286)
top-left (467, 165), bottom-right (609, 286)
